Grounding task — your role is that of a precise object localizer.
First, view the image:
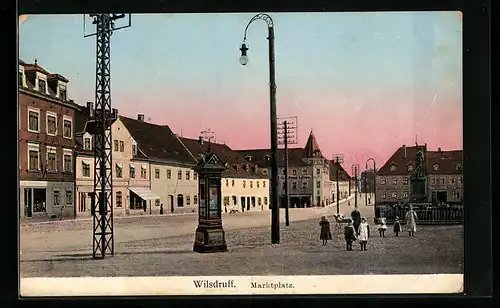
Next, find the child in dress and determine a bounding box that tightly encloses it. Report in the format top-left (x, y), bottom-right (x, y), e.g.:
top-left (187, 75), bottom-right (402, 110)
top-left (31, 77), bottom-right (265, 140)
top-left (344, 219), bottom-right (357, 251)
top-left (319, 216), bottom-right (332, 245)
top-left (393, 216), bottom-right (402, 236)
top-left (377, 216), bottom-right (387, 237)
top-left (358, 217), bottom-right (370, 251)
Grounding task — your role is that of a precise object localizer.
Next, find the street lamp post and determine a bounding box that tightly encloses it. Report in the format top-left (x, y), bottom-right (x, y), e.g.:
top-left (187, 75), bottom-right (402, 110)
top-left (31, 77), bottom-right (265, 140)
top-left (332, 154), bottom-right (344, 214)
top-left (240, 13), bottom-right (279, 244)
top-left (365, 158), bottom-right (376, 206)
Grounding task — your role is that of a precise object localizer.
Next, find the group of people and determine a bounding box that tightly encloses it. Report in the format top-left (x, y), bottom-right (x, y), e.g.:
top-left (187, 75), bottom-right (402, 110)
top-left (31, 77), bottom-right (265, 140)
top-left (319, 205), bottom-right (419, 250)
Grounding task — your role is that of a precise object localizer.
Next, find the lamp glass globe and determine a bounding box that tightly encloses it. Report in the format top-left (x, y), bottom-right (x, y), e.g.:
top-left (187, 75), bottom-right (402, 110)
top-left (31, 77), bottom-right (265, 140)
top-left (239, 55), bottom-right (248, 66)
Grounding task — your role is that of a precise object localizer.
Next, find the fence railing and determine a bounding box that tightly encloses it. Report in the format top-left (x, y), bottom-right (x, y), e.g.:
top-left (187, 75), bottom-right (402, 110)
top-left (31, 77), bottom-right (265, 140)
top-left (376, 206), bottom-right (463, 225)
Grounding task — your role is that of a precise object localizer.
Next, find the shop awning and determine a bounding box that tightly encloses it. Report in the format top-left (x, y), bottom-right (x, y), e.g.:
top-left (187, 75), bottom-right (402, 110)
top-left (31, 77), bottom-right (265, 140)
top-left (129, 187), bottom-right (160, 200)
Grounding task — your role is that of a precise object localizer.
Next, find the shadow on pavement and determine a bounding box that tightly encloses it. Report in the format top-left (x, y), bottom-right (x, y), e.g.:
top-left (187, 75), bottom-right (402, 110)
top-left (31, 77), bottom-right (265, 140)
top-left (21, 249), bottom-right (195, 262)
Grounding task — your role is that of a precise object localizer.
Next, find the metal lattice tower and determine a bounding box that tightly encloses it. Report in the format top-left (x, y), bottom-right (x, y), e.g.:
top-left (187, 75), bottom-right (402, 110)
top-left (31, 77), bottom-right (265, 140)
top-left (84, 14), bottom-right (131, 259)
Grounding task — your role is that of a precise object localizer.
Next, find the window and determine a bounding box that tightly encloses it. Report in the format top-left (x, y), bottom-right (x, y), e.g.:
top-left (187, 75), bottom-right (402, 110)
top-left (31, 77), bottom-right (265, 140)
top-left (186, 171), bottom-right (190, 180)
top-left (292, 169), bottom-right (297, 175)
top-left (19, 71), bottom-right (23, 85)
top-left (116, 191), bottom-right (122, 208)
top-left (115, 163), bottom-right (123, 178)
top-left (292, 182), bottom-right (297, 189)
top-left (262, 169), bottom-right (268, 175)
top-left (129, 165), bottom-right (135, 178)
top-left (84, 138), bottom-right (91, 150)
top-left (302, 181), bottom-right (308, 189)
top-left (403, 191), bottom-right (408, 198)
top-left (390, 165), bottom-right (397, 172)
top-left (380, 178), bottom-right (386, 185)
top-left (63, 118), bottom-right (72, 139)
top-left (281, 169), bottom-right (286, 175)
top-left (257, 181), bottom-right (260, 188)
top-left (132, 144), bottom-right (137, 156)
top-left (28, 109), bottom-right (40, 132)
top-left (155, 169), bottom-right (160, 179)
top-left (456, 163), bottom-right (462, 171)
top-left (455, 192), bottom-right (461, 199)
top-left (178, 170), bottom-right (182, 180)
top-left (194, 195), bottom-right (198, 204)
top-left (381, 192), bottom-right (386, 199)
top-left (432, 177), bottom-right (437, 184)
top-left (167, 169), bottom-right (171, 179)
top-left (38, 79), bottom-right (47, 93)
top-left (232, 180), bottom-right (235, 187)
top-left (119, 141), bottom-right (124, 152)
top-left (391, 192), bottom-right (397, 198)
top-left (258, 197), bottom-right (262, 205)
top-left (226, 179), bottom-right (229, 187)
top-left (302, 169), bottom-right (308, 175)
top-left (82, 161), bottom-right (90, 177)
top-left (141, 166), bottom-right (147, 179)
top-left (63, 152), bottom-right (72, 172)
top-left (459, 176), bottom-right (463, 184)
top-left (28, 144), bottom-right (40, 170)
top-left (450, 177), bottom-right (455, 184)
top-left (114, 140), bottom-right (119, 152)
top-left (264, 197), bottom-right (268, 205)
top-left (441, 178), bottom-right (445, 184)
top-left (194, 172), bottom-right (197, 180)
top-left (155, 199), bottom-right (160, 207)
top-left (403, 177), bottom-right (408, 184)
top-left (263, 181), bottom-right (266, 188)
top-left (53, 190), bottom-right (60, 206)
top-left (433, 163), bottom-right (440, 171)
top-left (66, 190), bottom-right (73, 205)
top-left (391, 178), bottom-right (397, 185)
top-left (59, 85), bottom-right (67, 100)
top-left (407, 164), bottom-right (414, 172)
top-left (250, 181), bottom-right (253, 188)
top-left (187, 196), bottom-right (191, 205)
top-left (316, 168), bottom-right (321, 175)
top-left (316, 181), bottom-right (320, 188)
top-left (47, 113), bottom-right (57, 135)
top-left (45, 145), bottom-right (56, 170)
top-left (243, 180), bottom-right (246, 188)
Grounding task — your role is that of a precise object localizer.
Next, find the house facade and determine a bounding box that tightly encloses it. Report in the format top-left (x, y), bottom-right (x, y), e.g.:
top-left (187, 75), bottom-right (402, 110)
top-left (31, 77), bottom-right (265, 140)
top-left (179, 137), bottom-right (269, 213)
top-left (19, 59), bottom-right (77, 220)
top-left (328, 160), bottom-right (351, 204)
top-left (376, 144), bottom-right (463, 205)
top-left (236, 130), bottom-right (331, 208)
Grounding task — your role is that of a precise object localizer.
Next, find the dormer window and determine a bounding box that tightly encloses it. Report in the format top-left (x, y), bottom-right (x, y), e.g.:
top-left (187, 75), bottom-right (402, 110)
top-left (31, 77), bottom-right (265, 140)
top-left (38, 79), bottom-right (47, 94)
top-left (19, 71), bottom-right (23, 86)
top-left (456, 163), bottom-right (462, 171)
top-left (407, 164), bottom-right (414, 172)
top-left (132, 144), bottom-right (137, 156)
top-left (433, 163), bottom-right (440, 171)
top-left (264, 155), bottom-right (270, 161)
top-left (59, 84), bottom-right (67, 100)
top-left (84, 137), bottom-right (91, 150)
top-left (390, 164), bottom-right (397, 172)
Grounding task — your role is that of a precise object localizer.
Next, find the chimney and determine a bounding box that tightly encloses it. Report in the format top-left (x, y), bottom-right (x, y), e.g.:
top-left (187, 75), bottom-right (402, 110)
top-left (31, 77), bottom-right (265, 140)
top-left (402, 144), bottom-right (406, 158)
top-left (87, 102), bottom-right (94, 117)
top-left (112, 108), bottom-right (118, 119)
top-left (138, 114), bottom-right (144, 122)
top-left (199, 136), bottom-right (204, 145)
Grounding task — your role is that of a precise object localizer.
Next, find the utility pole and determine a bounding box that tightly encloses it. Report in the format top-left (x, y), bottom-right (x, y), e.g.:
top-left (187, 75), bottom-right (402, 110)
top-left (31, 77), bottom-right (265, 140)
top-left (332, 154), bottom-right (344, 215)
top-left (278, 116), bottom-right (298, 227)
top-left (352, 164), bottom-right (359, 208)
top-left (84, 14), bottom-right (131, 259)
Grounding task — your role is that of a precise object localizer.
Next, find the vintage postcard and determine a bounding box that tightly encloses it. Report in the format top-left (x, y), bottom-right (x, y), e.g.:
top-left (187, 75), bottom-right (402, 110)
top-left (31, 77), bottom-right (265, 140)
top-left (18, 11), bottom-right (463, 296)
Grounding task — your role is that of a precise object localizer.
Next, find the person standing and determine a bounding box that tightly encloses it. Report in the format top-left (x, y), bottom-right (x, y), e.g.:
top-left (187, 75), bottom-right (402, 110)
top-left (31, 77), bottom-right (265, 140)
top-left (358, 218), bottom-right (370, 251)
top-left (393, 216), bottom-right (402, 236)
top-left (319, 216), bottom-right (332, 245)
top-left (351, 207), bottom-right (361, 234)
top-left (344, 219), bottom-right (357, 251)
top-left (377, 216), bottom-right (388, 237)
top-left (405, 205), bottom-right (418, 237)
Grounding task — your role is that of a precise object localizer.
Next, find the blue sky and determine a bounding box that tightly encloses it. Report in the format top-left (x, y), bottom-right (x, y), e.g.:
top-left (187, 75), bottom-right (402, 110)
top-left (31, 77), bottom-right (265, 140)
top-left (19, 12), bottom-right (462, 168)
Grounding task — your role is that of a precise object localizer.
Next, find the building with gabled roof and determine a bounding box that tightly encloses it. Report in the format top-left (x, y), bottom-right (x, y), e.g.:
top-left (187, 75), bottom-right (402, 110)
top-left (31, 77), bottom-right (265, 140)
top-left (178, 137), bottom-right (269, 212)
top-left (328, 160), bottom-right (351, 202)
top-left (19, 59), bottom-right (78, 220)
top-left (375, 144), bottom-right (463, 205)
top-left (236, 130), bottom-right (332, 208)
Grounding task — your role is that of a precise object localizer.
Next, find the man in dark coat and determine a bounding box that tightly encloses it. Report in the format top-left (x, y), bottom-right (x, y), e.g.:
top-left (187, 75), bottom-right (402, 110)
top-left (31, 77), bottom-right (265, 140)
top-left (351, 207), bottom-right (362, 234)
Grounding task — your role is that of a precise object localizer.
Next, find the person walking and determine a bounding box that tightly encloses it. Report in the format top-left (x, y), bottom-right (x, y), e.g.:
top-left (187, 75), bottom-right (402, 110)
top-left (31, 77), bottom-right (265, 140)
top-left (319, 216), bottom-right (332, 245)
top-left (405, 205), bottom-right (418, 237)
top-left (358, 217), bottom-right (370, 251)
top-left (393, 216), bottom-right (402, 236)
top-left (344, 219), bottom-right (357, 251)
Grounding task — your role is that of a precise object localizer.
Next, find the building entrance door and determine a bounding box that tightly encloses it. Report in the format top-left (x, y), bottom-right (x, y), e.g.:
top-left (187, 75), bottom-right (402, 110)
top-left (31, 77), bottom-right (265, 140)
top-left (33, 188), bottom-right (46, 214)
top-left (241, 197), bottom-right (245, 212)
top-left (24, 188), bottom-right (32, 218)
top-left (177, 194), bottom-right (184, 208)
top-left (169, 195), bottom-right (174, 213)
top-left (437, 191), bottom-right (447, 203)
